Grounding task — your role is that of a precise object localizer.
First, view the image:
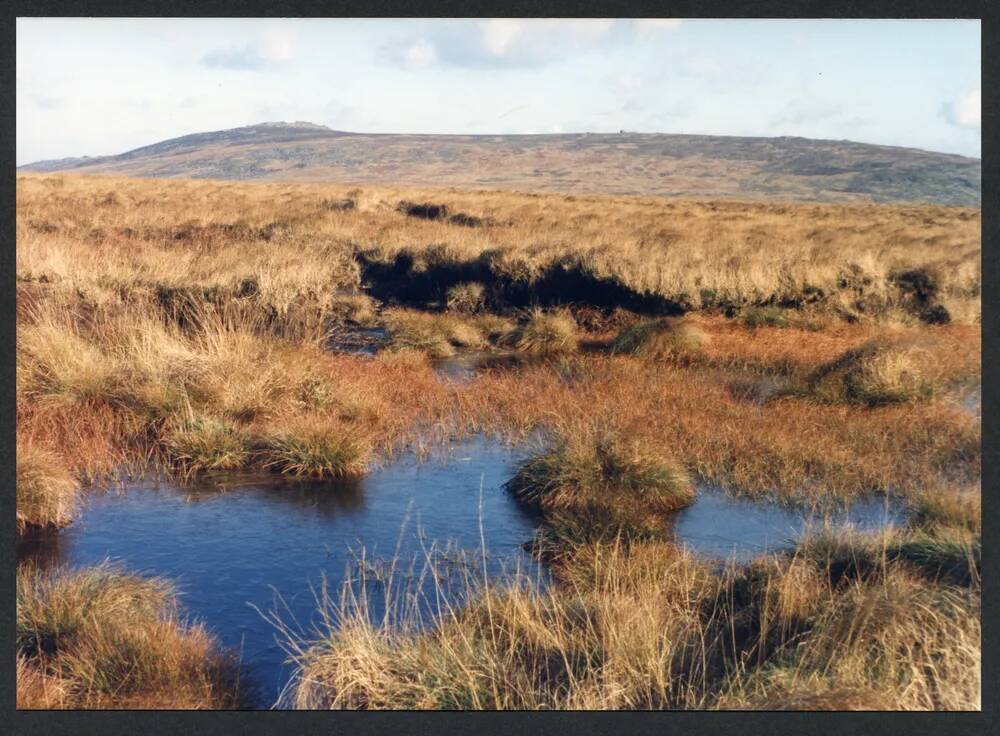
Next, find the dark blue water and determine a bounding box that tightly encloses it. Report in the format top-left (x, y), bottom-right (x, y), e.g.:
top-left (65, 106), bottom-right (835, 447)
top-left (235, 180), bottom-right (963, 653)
top-left (16, 436), bottom-right (541, 708)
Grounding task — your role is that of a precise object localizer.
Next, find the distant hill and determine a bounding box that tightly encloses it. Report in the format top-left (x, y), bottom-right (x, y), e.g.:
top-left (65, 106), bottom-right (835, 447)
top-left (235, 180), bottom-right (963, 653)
top-left (19, 121), bottom-right (981, 206)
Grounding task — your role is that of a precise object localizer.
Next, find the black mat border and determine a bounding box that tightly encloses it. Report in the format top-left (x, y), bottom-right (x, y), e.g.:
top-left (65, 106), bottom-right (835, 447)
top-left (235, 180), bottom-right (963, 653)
top-left (2, 3), bottom-right (994, 735)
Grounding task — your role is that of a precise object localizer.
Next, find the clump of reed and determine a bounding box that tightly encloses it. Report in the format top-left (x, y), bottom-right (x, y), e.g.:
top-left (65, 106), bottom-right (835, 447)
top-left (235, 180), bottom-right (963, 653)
top-left (17, 310), bottom-right (125, 407)
top-left (717, 562), bottom-right (980, 710)
top-left (808, 338), bottom-right (935, 405)
top-left (739, 306), bottom-right (792, 329)
top-left (16, 440), bottom-right (79, 532)
top-left (384, 309), bottom-right (486, 358)
top-left (445, 282), bottom-right (486, 313)
top-left (506, 426), bottom-right (693, 537)
top-left (17, 563), bottom-right (245, 709)
top-left (502, 309), bottom-right (577, 355)
top-left (261, 419), bottom-right (372, 478)
top-left (795, 525), bottom-right (981, 588)
top-left (284, 528), bottom-right (980, 711)
top-left (163, 416), bottom-right (252, 477)
top-left (285, 540), bottom-right (718, 710)
top-left (912, 487), bottom-right (981, 535)
top-left (610, 317), bottom-right (709, 360)
top-left (326, 292), bottom-right (378, 327)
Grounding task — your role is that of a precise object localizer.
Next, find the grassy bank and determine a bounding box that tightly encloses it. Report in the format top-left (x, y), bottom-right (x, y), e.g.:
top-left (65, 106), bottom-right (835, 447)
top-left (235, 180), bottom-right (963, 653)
top-left (285, 513), bottom-right (980, 710)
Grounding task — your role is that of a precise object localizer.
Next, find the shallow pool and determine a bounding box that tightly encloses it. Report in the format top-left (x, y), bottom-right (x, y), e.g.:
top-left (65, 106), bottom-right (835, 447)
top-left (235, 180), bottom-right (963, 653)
top-left (17, 435), bottom-right (907, 707)
top-left (17, 436), bottom-right (541, 707)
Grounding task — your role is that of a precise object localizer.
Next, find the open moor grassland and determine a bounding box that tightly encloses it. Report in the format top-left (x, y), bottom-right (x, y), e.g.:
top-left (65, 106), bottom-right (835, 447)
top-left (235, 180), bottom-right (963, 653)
top-left (15, 174), bottom-right (980, 710)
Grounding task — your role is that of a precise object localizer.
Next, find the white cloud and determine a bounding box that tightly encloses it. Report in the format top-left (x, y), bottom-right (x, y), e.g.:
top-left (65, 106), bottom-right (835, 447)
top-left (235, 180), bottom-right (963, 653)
top-left (945, 88), bottom-right (981, 128)
top-left (481, 19), bottom-right (524, 57)
top-left (202, 30), bottom-right (297, 70)
top-left (566, 19), bottom-right (615, 40)
top-left (403, 38), bottom-right (437, 67)
top-left (459, 19), bottom-right (617, 66)
top-left (378, 37), bottom-right (438, 68)
top-left (480, 19), bottom-right (613, 58)
top-left (377, 20), bottom-right (620, 70)
top-left (260, 31), bottom-right (296, 62)
top-left (619, 74), bottom-right (642, 91)
top-left (683, 55), bottom-right (723, 77)
top-left (633, 19), bottom-right (683, 36)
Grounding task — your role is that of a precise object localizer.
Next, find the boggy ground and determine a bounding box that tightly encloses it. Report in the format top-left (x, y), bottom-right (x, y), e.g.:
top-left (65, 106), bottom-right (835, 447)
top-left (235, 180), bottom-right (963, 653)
top-left (15, 174), bottom-right (981, 710)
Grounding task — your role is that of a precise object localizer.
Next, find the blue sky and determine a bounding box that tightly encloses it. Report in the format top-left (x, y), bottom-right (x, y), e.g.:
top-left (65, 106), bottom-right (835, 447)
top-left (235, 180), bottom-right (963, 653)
top-left (16, 18), bottom-right (981, 164)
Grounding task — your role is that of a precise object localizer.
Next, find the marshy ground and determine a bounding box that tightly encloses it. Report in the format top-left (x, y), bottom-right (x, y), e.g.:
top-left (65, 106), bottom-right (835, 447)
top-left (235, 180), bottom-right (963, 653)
top-left (15, 174), bottom-right (981, 710)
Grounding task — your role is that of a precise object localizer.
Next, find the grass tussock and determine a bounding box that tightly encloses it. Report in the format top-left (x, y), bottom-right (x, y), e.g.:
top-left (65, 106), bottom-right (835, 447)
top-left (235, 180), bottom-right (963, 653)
top-left (610, 317), bottom-right (709, 360)
top-left (912, 487), bottom-right (981, 535)
top-left (384, 309), bottom-right (489, 357)
top-left (795, 525), bottom-right (981, 588)
top-left (18, 311), bottom-right (125, 407)
top-left (503, 309), bottom-right (578, 355)
top-left (740, 306), bottom-right (792, 329)
top-left (16, 440), bottom-right (79, 532)
top-left (16, 293), bottom-right (448, 479)
top-left (456, 352), bottom-right (979, 501)
top-left (445, 282), bottom-right (486, 313)
top-left (164, 416), bottom-right (252, 477)
top-left (17, 564), bottom-right (244, 709)
top-left (285, 523), bottom-right (979, 710)
top-left (261, 419), bottom-right (372, 478)
top-left (507, 425), bottom-right (693, 537)
top-left (717, 564), bottom-right (980, 710)
top-left (809, 338), bottom-right (936, 405)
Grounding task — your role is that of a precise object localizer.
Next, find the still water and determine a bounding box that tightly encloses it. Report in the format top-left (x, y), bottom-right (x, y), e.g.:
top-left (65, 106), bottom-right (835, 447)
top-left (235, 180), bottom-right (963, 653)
top-left (17, 437), bottom-right (541, 706)
top-left (17, 435), bottom-right (905, 707)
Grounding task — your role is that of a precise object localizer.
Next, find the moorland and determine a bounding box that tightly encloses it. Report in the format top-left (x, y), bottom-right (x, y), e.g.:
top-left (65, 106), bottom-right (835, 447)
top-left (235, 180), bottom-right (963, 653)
top-left (15, 172), bottom-right (981, 710)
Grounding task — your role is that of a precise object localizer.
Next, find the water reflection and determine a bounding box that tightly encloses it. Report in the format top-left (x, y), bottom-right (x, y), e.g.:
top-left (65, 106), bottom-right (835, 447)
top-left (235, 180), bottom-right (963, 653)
top-left (177, 471), bottom-right (367, 518)
top-left (961, 384), bottom-right (981, 418)
top-left (15, 436), bottom-right (540, 706)
top-left (325, 327), bottom-right (389, 355)
top-left (673, 485), bottom-right (906, 563)
top-left (16, 527), bottom-right (66, 573)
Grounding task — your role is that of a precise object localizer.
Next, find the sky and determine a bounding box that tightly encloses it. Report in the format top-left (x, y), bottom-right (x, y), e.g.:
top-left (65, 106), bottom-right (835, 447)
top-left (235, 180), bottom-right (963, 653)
top-left (16, 18), bottom-right (981, 165)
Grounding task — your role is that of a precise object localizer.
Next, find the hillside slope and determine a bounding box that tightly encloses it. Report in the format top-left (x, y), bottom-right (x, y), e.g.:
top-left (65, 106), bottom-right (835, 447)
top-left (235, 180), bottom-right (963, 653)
top-left (19, 122), bottom-right (981, 206)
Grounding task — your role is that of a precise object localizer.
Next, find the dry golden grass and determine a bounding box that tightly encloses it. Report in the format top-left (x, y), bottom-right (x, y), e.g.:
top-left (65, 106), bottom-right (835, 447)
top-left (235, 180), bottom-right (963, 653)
top-left (286, 527), bottom-right (980, 711)
top-left (17, 173), bottom-right (980, 325)
top-left (502, 309), bottom-right (578, 355)
top-left (808, 337), bottom-right (937, 405)
top-left (16, 440), bottom-right (79, 532)
top-left (452, 353), bottom-right (978, 501)
top-left (16, 564), bottom-right (245, 709)
top-left (260, 417), bottom-right (373, 478)
top-left (506, 423), bottom-right (693, 538)
top-left (16, 291), bottom-right (979, 504)
top-left (610, 316), bottom-right (709, 360)
top-left (15, 173), bottom-right (980, 711)
top-left (16, 296), bottom-right (452, 479)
